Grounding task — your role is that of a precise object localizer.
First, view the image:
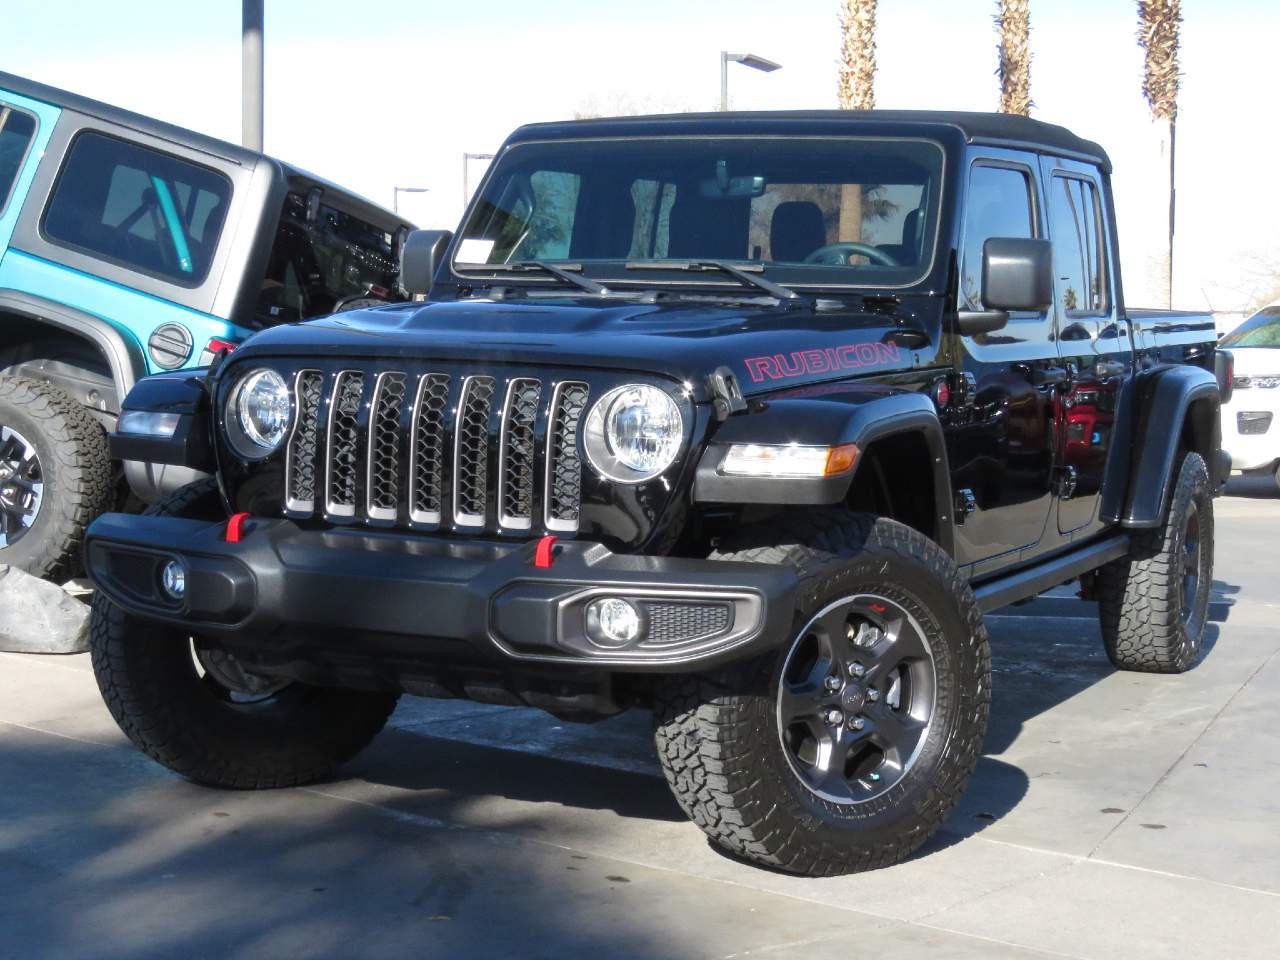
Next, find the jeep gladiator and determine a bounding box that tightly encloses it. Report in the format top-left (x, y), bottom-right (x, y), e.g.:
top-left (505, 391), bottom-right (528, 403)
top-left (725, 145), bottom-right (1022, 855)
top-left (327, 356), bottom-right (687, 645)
top-left (84, 111), bottom-right (1228, 876)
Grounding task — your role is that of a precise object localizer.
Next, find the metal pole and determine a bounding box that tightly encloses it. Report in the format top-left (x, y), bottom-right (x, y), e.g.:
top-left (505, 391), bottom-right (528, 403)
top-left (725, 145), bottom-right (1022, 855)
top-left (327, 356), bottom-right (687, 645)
top-left (462, 153), bottom-right (495, 206)
top-left (719, 51), bottom-right (729, 111)
top-left (242, 0), bottom-right (264, 151)
top-left (393, 187), bottom-right (400, 215)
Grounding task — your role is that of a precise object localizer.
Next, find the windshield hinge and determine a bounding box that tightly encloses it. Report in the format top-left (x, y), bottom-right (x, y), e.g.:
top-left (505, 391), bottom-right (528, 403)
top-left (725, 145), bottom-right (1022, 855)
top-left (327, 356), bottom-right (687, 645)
top-left (706, 366), bottom-right (748, 421)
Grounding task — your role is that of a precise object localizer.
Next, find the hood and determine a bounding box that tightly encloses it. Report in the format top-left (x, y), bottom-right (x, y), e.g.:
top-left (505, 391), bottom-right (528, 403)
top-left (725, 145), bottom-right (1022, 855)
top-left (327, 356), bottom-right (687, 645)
top-left (234, 295), bottom-right (935, 401)
top-left (1228, 346), bottom-right (1280, 376)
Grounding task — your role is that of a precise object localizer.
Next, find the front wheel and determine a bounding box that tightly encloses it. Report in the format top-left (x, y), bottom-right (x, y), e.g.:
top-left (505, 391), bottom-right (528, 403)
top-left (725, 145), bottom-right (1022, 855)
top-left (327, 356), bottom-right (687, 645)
top-left (654, 511), bottom-right (990, 876)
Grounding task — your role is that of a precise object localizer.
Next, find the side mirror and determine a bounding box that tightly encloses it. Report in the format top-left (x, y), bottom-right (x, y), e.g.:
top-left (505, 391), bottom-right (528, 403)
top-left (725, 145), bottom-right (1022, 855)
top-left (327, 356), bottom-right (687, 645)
top-left (399, 229), bottom-right (453, 296)
top-left (952, 237), bottom-right (1053, 337)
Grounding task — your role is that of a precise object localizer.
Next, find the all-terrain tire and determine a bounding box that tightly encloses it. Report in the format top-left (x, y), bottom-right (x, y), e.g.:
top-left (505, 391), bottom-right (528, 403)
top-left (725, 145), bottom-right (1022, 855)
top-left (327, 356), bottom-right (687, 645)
top-left (0, 376), bottom-right (112, 580)
top-left (90, 478), bottom-right (400, 789)
top-left (654, 510), bottom-right (990, 876)
top-left (1097, 452), bottom-right (1213, 673)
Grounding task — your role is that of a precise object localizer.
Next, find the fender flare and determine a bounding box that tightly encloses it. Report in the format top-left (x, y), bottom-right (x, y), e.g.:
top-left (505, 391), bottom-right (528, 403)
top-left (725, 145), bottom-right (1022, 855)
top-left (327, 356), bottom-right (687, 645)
top-left (0, 289), bottom-right (146, 407)
top-left (1100, 363), bottom-right (1220, 529)
top-left (693, 389), bottom-right (954, 553)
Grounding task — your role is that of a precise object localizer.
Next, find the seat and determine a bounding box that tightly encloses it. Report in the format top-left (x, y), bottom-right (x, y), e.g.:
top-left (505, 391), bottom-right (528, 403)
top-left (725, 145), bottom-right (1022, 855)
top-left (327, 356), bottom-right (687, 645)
top-left (879, 207), bottom-right (923, 265)
top-left (769, 201), bottom-right (827, 263)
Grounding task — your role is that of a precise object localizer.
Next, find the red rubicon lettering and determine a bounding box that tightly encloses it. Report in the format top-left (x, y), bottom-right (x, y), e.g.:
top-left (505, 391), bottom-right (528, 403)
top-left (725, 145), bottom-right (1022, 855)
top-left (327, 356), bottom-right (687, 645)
top-left (743, 341), bottom-right (904, 382)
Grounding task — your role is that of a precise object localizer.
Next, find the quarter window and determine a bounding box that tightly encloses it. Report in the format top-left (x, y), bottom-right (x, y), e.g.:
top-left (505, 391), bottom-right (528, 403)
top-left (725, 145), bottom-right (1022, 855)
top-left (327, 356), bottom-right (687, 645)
top-left (42, 132), bottom-right (231, 285)
top-left (960, 164), bottom-right (1035, 311)
top-left (0, 105), bottom-right (37, 214)
top-left (1049, 175), bottom-right (1108, 316)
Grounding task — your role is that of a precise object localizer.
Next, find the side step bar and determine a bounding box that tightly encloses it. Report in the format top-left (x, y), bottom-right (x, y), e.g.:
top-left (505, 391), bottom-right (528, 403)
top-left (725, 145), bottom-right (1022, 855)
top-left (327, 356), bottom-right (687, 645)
top-left (972, 535), bottom-right (1131, 614)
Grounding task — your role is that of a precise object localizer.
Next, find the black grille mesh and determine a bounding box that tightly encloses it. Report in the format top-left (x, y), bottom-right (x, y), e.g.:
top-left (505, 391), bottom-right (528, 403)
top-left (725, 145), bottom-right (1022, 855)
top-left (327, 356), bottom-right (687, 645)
top-left (369, 373), bottom-right (407, 513)
top-left (642, 602), bottom-right (732, 646)
top-left (287, 370), bottom-right (324, 507)
top-left (327, 372), bottom-right (365, 510)
top-left (547, 383), bottom-right (588, 526)
top-left (411, 373), bottom-right (450, 519)
top-left (500, 379), bottom-right (541, 524)
top-left (455, 377), bottom-right (495, 520)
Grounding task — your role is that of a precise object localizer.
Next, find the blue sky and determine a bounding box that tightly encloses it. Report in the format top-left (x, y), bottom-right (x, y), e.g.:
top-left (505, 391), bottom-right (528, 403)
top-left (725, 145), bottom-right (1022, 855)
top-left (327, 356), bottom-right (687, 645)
top-left (4, 0), bottom-right (1277, 310)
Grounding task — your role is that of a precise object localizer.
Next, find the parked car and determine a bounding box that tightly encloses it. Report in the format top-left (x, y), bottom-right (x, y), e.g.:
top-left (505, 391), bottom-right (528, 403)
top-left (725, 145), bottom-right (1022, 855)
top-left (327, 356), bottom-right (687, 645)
top-left (86, 110), bottom-right (1227, 876)
top-left (1218, 305), bottom-right (1280, 488)
top-left (0, 71), bottom-right (411, 579)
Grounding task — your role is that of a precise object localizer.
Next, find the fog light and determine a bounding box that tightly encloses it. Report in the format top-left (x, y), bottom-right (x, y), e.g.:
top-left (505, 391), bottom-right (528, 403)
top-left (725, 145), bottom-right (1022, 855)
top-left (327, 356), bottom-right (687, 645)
top-left (160, 560), bottom-right (187, 600)
top-left (585, 598), bottom-right (643, 647)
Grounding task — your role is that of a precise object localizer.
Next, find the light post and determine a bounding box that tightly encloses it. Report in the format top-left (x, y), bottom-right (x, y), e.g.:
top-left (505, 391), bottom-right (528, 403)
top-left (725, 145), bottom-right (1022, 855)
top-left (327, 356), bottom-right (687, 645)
top-left (719, 51), bottom-right (782, 112)
top-left (242, 0), bottom-right (264, 150)
top-left (462, 152), bottom-right (496, 206)
top-left (393, 186), bottom-right (428, 216)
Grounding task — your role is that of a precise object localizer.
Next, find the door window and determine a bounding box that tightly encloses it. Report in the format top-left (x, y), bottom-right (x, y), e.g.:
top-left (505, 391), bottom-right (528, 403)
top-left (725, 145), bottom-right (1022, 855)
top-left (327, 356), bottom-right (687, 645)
top-left (960, 164), bottom-right (1035, 311)
top-left (0, 105), bottom-right (37, 215)
top-left (42, 132), bottom-right (231, 285)
top-left (1049, 175), bottom-right (1108, 316)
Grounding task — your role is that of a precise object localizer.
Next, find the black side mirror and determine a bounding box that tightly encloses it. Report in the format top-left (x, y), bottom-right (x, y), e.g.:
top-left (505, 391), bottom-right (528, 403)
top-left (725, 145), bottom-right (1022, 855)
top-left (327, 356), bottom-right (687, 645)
top-left (952, 237), bottom-right (1053, 337)
top-left (399, 229), bottom-right (453, 296)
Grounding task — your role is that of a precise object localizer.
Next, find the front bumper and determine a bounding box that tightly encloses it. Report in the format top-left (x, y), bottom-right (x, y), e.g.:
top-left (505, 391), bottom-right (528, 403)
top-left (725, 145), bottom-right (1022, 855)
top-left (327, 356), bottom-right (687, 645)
top-left (84, 513), bottom-right (797, 674)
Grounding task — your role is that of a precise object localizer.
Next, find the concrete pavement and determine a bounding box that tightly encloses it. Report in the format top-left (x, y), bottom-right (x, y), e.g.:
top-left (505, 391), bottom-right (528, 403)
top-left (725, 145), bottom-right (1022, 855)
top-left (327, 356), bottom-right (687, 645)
top-left (1, 484), bottom-right (1277, 959)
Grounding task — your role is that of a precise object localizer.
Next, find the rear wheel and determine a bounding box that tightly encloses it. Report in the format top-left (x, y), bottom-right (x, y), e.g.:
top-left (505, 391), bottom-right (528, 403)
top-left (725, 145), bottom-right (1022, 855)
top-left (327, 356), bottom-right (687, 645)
top-left (91, 479), bottom-right (400, 789)
top-left (654, 511), bottom-right (990, 876)
top-left (1097, 452), bottom-right (1213, 673)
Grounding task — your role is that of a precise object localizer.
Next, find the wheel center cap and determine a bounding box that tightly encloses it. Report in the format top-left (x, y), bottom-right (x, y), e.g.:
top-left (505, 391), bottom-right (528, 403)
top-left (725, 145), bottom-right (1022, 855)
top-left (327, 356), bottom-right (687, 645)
top-left (842, 687), bottom-right (866, 711)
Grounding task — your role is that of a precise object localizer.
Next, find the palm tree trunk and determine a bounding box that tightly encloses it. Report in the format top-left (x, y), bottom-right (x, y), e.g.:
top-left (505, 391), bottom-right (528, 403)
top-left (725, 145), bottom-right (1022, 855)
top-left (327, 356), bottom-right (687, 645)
top-left (995, 0), bottom-right (1032, 116)
top-left (1138, 0), bottom-right (1181, 308)
top-left (837, 0), bottom-right (876, 242)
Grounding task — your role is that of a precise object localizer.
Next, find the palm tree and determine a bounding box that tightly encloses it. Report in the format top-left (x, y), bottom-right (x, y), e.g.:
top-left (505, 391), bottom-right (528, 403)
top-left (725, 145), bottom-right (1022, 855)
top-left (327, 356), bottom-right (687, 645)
top-left (837, 0), bottom-right (876, 244)
top-left (1138, 0), bottom-right (1181, 308)
top-left (995, 0), bottom-right (1032, 116)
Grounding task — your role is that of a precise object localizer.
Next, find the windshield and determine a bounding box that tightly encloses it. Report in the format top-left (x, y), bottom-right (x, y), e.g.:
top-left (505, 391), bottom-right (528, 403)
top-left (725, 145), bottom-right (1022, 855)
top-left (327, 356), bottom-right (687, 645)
top-left (255, 191), bottom-right (401, 325)
top-left (453, 136), bottom-right (944, 291)
top-left (1221, 308), bottom-right (1280, 348)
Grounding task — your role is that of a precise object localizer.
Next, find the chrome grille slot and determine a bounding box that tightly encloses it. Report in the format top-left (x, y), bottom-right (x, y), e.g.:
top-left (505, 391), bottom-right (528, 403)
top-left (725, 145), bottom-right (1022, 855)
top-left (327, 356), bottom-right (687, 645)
top-left (367, 372), bottom-right (407, 520)
top-left (325, 371), bottom-right (365, 517)
top-left (285, 370), bottom-right (324, 514)
top-left (498, 378), bottom-right (542, 529)
top-left (546, 381), bottom-right (589, 532)
top-left (453, 376), bottom-right (496, 526)
top-left (409, 373), bottom-right (451, 524)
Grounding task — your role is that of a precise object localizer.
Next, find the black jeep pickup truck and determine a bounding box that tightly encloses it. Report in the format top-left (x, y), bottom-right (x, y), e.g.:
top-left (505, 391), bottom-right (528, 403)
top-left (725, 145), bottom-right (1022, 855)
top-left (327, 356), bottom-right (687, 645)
top-left (84, 111), bottom-right (1228, 876)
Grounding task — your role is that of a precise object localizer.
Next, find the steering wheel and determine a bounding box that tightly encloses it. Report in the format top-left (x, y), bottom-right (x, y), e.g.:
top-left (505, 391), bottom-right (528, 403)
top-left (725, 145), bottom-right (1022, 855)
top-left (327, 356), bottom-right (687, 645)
top-left (803, 242), bottom-right (900, 267)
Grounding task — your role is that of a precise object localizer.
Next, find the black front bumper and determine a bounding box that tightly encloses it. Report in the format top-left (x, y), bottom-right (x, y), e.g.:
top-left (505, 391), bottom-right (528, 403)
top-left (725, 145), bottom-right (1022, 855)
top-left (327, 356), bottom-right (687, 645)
top-left (84, 513), bottom-right (797, 675)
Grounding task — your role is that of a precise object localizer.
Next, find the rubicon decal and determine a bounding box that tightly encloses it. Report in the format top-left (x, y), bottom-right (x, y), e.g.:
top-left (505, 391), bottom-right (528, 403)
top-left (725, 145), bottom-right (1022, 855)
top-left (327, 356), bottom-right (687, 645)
top-left (743, 342), bottom-right (902, 383)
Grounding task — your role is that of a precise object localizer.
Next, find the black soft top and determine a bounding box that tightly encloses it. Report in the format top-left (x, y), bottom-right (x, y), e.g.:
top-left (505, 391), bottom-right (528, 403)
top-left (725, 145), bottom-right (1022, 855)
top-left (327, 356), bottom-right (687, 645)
top-left (510, 109), bottom-right (1111, 172)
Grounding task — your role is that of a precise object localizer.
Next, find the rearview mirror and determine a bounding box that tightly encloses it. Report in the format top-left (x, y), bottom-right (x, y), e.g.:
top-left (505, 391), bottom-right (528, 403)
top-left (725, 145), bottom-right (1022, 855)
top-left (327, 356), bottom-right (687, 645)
top-left (952, 237), bottom-right (1053, 336)
top-left (399, 229), bottom-right (453, 296)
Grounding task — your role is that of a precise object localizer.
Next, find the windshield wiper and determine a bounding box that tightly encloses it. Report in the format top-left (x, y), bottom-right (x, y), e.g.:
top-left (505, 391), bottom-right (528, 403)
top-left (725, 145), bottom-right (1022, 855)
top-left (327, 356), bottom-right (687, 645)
top-left (473, 260), bottom-right (613, 296)
top-left (625, 259), bottom-right (802, 301)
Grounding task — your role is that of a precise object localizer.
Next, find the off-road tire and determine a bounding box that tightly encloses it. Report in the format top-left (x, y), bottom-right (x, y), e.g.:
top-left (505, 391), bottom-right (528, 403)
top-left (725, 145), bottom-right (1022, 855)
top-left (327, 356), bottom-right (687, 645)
top-left (90, 478), bottom-right (400, 789)
top-left (1097, 452), bottom-right (1213, 673)
top-left (654, 510), bottom-right (990, 876)
top-left (0, 376), bottom-right (111, 580)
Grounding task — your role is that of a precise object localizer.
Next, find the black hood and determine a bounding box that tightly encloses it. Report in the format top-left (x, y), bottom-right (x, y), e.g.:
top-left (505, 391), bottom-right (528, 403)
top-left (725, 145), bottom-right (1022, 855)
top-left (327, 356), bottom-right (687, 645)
top-left (234, 295), bottom-right (936, 401)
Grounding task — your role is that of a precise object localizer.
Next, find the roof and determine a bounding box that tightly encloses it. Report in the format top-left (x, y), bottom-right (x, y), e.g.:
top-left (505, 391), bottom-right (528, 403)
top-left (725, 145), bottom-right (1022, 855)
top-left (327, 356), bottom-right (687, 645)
top-left (510, 109), bottom-right (1111, 172)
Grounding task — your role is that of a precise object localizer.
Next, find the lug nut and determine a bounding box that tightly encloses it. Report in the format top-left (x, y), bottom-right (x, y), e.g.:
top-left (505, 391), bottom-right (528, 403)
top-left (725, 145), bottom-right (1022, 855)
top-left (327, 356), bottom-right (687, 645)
top-left (867, 687), bottom-right (880, 703)
top-left (823, 675), bottom-right (842, 693)
top-left (824, 708), bottom-right (844, 727)
top-left (848, 716), bottom-right (865, 731)
top-left (848, 661), bottom-right (866, 679)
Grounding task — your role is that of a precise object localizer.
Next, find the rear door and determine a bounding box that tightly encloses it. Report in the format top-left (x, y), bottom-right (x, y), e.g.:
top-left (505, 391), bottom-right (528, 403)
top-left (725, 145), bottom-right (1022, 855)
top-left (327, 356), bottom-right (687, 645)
top-left (0, 89), bottom-right (58, 253)
top-left (1039, 157), bottom-right (1129, 537)
top-left (950, 150), bottom-right (1061, 577)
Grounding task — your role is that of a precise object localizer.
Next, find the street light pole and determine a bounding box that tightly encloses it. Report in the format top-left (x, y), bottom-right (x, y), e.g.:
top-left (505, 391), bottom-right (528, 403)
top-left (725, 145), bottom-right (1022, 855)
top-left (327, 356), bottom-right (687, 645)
top-left (242, 0), bottom-right (264, 151)
top-left (462, 152), bottom-right (496, 206)
top-left (393, 186), bottom-right (429, 216)
top-left (719, 51), bottom-right (782, 112)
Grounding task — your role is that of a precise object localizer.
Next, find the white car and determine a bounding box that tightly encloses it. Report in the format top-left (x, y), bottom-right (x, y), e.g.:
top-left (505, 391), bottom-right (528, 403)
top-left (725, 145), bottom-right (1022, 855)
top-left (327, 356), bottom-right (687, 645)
top-left (1219, 306), bottom-right (1280, 487)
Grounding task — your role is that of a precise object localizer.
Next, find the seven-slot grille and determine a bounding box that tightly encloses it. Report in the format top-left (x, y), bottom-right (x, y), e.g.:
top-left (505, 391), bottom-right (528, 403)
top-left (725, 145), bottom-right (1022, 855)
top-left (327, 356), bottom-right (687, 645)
top-left (282, 367), bottom-right (588, 534)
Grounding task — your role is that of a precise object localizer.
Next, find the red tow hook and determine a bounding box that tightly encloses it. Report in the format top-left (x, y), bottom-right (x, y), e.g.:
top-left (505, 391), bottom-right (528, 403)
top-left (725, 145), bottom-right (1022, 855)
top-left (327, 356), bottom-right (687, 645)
top-left (534, 535), bottom-right (558, 569)
top-left (225, 512), bottom-right (251, 543)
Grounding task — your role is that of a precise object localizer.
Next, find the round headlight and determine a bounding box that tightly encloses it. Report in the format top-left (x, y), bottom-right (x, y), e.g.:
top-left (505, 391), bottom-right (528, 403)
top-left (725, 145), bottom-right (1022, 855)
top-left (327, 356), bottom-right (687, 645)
top-left (226, 368), bottom-right (292, 459)
top-left (584, 384), bottom-right (684, 483)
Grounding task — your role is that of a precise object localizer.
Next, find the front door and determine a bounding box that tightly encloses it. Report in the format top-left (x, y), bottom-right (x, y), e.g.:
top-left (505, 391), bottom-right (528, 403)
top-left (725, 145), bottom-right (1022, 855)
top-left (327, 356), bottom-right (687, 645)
top-left (949, 152), bottom-right (1061, 577)
top-left (1039, 157), bottom-right (1129, 537)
